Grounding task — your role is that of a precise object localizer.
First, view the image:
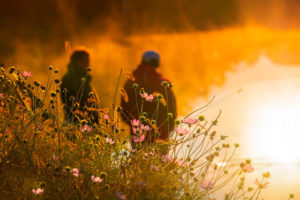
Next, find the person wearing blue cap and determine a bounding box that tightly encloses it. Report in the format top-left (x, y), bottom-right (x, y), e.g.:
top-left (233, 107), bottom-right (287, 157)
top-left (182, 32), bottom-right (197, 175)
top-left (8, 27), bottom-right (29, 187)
top-left (121, 50), bottom-right (177, 146)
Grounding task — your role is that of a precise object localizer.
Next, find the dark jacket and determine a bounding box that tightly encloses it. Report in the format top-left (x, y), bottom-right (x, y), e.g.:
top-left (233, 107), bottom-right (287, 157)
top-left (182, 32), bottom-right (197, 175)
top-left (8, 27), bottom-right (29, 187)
top-left (121, 64), bottom-right (177, 142)
top-left (60, 64), bottom-right (98, 123)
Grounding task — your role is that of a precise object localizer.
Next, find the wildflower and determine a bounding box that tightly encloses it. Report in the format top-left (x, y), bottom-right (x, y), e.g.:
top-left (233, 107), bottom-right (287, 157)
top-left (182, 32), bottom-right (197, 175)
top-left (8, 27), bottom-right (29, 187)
top-left (198, 115), bottom-right (205, 121)
top-left (132, 127), bottom-right (142, 135)
top-left (200, 181), bottom-right (213, 190)
top-left (116, 192), bottom-right (126, 200)
top-left (133, 134), bottom-right (145, 143)
top-left (263, 171), bottom-right (271, 178)
top-left (52, 154), bottom-right (58, 161)
top-left (177, 159), bottom-right (190, 167)
top-left (72, 168), bottom-right (79, 177)
top-left (131, 119), bottom-right (140, 127)
top-left (141, 124), bottom-right (151, 131)
top-left (140, 92), bottom-right (154, 102)
top-left (243, 163), bottom-right (254, 173)
top-left (0, 93), bottom-right (4, 99)
top-left (254, 178), bottom-right (269, 189)
top-left (100, 172), bottom-right (107, 179)
top-left (161, 155), bottom-right (174, 163)
top-left (81, 125), bottom-right (93, 133)
top-left (20, 71), bottom-right (32, 79)
top-left (182, 117), bottom-right (199, 125)
top-left (150, 165), bottom-right (160, 171)
top-left (168, 113), bottom-right (173, 119)
top-left (116, 106), bottom-right (122, 112)
top-left (161, 81), bottom-right (168, 87)
top-left (105, 138), bottom-right (115, 144)
top-left (104, 114), bottom-right (109, 120)
top-left (175, 127), bottom-right (189, 136)
top-left (32, 188), bottom-right (44, 195)
top-left (91, 175), bottom-right (103, 183)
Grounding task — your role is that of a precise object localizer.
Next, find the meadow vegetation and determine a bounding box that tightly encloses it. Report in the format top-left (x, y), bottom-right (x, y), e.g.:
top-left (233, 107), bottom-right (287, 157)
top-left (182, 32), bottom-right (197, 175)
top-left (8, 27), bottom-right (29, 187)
top-left (0, 66), bottom-right (276, 199)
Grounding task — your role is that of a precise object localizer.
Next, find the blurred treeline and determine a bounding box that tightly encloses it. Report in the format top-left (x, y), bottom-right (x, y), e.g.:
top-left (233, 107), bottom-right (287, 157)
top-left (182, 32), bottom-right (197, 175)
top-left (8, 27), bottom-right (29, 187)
top-left (0, 0), bottom-right (238, 60)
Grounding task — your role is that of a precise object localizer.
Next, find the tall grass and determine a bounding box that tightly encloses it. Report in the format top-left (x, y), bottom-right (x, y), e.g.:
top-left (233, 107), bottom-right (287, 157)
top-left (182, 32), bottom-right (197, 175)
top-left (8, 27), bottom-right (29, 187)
top-left (0, 66), bottom-right (276, 200)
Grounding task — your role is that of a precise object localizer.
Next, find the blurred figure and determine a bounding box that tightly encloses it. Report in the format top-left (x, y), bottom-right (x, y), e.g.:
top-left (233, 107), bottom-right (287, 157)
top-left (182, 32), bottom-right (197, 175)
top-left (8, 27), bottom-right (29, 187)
top-left (121, 50), bottom-right (177, 145)
top-left (60, 49), bottom-right (98, 124)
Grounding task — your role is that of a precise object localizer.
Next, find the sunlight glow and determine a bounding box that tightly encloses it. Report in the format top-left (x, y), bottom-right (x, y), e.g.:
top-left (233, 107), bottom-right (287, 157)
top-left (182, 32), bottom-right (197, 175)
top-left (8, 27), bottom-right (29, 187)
top-left (246, 93), bottom-right (300, 164)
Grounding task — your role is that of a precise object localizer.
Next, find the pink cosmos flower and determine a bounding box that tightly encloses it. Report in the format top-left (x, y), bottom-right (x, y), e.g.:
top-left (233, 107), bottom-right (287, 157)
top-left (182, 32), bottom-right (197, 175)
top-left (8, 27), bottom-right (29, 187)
top-left (81, 125), bottom-right (93, 133)
top-left (150, 164), bottom-right (160, 171)
top-left (181, 117), bottom-right (199, 125)
top-left (243, 164), bottom-right (254, 173)
top-left (161, 155), bottom-right (174, 163)
top-left (0, 93), bottom-right (4, 99)
top-left (116, 192), bottom-right (126, 200)
top-left (32, 188), bottom-right (44, 195)
top-left (175, 127), bottom-right (189, 136)
top-left (141, 124), bottom-right (151, 131)
top-left (140, 92), bottom-right (154, 102)
top-left (105, 138), bottom-right (115, 144)
top-left (52, 154), bottom-right (58, 161)
top-left (20, 71), bottom-right (32, 79)
top-left (176, 159), bottom-right (190, 167)
top-left (72, 168), bottom-right (79, 177)
top-left (133, 134), bottom-right (145, 143)
top-left (91, 175), bottom-right (103, 183)
top-left (132, 127), bottom-right (142, 135)
top-left (254, 178), bottom-right (269, 188)
top-left (200, 181), bottom-right (213, 190)
top-left (104, 114), bottom-right (109, 120)
top-left (131, 119), bottom-right (140, 127)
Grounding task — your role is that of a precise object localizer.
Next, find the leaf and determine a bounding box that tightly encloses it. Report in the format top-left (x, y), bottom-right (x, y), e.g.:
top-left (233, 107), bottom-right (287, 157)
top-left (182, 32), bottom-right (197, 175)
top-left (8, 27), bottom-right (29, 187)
top-left (120, 88), bottom-right (128, 103)
top-left (126, 72), bottom-right (136, 82)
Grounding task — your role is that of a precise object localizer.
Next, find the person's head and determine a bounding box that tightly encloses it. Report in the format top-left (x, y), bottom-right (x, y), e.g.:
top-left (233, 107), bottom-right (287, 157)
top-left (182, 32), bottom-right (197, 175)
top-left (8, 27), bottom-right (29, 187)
top-left (141, 50), bottom-right (160, 68)
top-left (70, 50), bottom-right (90, 71)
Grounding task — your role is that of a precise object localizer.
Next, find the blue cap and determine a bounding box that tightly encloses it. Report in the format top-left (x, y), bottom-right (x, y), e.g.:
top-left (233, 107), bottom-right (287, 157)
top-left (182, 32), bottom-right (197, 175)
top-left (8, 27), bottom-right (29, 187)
top-left (142, 50), bottom-right (160, 63)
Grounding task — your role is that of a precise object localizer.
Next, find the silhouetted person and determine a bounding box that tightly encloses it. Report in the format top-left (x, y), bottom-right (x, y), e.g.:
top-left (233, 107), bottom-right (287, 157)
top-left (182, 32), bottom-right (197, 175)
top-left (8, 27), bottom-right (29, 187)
top-left (61, 50), bottom-right (98, 124)
top-left (121, 50), bottom-right (177, 145)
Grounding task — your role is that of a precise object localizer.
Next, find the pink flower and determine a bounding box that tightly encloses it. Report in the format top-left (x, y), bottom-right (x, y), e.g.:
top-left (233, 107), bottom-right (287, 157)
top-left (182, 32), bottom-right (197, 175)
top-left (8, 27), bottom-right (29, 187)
top-left (32, 188), bottom-right (44, 195)
top-left (72, 168), bottom-right (79, 177)
top-left (81, 125), bottom-right (93, 133)
top-left (243, 164), bottom-right (254, 173)
top-left (254, 178), bottom-right (269, 189)
top-left (141, 124), bottom-right (151, 131)
top-left (0, 93), bottom-right (4, 99)
top-left (132, 127), bottom-right (142, 135)
top-left (133, 134), bottom-right (145, 143)
top-left (176, 159), bottom-right (190, 167)
top-left (181, 117), bottom-right (199, 125)
top-left (52, 154), bottom-right (58, 161)
top-left (200, 181), bottom-right (213, 190)
top-left (116, 192), bottom-right (126, 200)
top-left (91, 175), bottom-right (103, 183)
top-left (105, 138), bottom-right (115, 144)
top-left (104, 114), bottom-right (109, 120)
top-left (161, 155), bottom-right (174, 163)
top-left (150, 164), bottom-right (160, 171)
top-left (131, 119), bottom-right (140, 127)
top-left (175, 127), bottom-right (189, 136)
top-left (140, 92), bottom-right (154, 102)
top-left (20, 71), bottom-right (32, 79)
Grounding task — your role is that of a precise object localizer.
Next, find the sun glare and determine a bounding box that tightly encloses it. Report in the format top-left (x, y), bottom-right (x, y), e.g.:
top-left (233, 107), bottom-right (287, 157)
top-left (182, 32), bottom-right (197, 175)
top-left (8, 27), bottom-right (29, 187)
top-left (246, 92), bottom-right (300, 164)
